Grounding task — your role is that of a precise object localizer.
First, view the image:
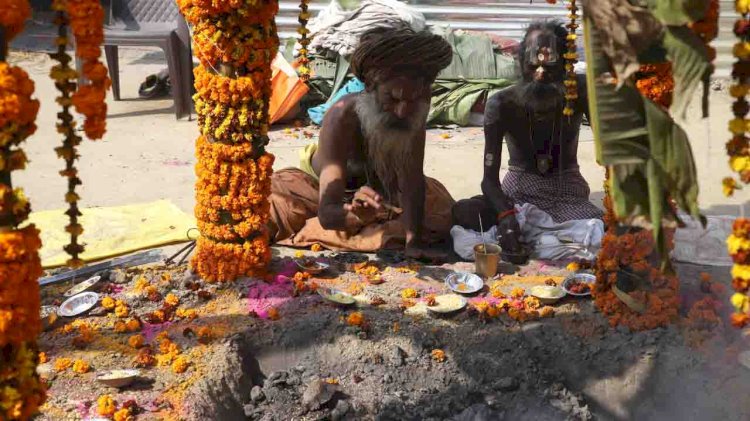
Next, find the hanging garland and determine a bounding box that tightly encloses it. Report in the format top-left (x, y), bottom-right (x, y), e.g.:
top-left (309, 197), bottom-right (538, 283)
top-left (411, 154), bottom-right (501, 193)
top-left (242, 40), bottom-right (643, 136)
top-left (48, 0), bottom-right (108, 267)
top-left (727, 2), bottom-right (750, 197)
top-left (298, 0), bottom-right (311, 82)
top-left (178, 0), bottom-right (278, 282)
top-left (0, 1), bottom-right (47, 417)
top-left (635, 63), bottom-right (674, 109)
top-left (562, 0), bottom-right (578, 117)
top-left (729, 218), bottom-right (750, 327)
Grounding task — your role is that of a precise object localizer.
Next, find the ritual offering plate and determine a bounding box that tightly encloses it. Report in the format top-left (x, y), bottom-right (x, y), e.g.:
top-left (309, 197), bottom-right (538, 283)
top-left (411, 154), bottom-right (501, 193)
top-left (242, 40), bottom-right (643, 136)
top-left (295, 258), bottom-right (330, 275)
top-left (63, 275), bottom-right (101, 297)
top-left (58, 292), bottom-right (100, 317)
top-left (427, 294), bottom-right (467, 314)
top-left (562, 273), bottom-right (595, 297)
top-left (445, 272), bottom-right (483, 294)
top-left (96, 369), bottom-right (140, 388)
top-left (318, 288), bottom-right (356, 306)
top-left (530, 285), bottom-right (566, 305)
top-left (40, 305), bottom-right (59, 331)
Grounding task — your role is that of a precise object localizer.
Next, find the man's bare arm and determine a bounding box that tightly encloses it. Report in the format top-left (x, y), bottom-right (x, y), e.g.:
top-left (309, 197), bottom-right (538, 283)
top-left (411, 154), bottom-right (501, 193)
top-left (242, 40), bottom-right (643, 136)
top-left (481, 93), bottom-right (513, 214)
top-left (317, 99), bottom-right (365, 231)
top-left (398, 130), bottom-right (426, 247)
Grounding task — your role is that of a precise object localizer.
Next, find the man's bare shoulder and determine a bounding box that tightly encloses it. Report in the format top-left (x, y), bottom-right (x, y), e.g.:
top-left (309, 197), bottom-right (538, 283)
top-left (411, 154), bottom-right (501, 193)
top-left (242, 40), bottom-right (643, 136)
top-left (323, 93), bottom-right (360, 125)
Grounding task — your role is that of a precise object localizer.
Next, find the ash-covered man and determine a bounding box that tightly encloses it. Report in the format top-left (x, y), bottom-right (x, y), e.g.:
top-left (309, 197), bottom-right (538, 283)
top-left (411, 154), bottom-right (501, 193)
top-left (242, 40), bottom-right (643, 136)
top-left (452, 20), bottom-right (603, 252)
top-left (268, 27), bottom-right (455, 261)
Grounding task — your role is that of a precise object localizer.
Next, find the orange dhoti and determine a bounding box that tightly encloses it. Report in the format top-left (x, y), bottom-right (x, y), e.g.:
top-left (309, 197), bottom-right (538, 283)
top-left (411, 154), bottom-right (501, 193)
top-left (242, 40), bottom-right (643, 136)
top-left (269, 168), bottom-right (455, 251)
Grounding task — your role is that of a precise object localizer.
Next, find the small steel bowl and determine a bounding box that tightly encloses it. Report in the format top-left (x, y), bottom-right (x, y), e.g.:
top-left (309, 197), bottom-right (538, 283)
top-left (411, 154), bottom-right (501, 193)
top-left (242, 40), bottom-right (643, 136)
top-left (562, 273), bottom-right (596, 297)
top-left (96, 369), bottom-right (140, 388)
top-left (445, 272), bottom-right (484, 294)
top-left (58, 292), bottom-right (100, 317)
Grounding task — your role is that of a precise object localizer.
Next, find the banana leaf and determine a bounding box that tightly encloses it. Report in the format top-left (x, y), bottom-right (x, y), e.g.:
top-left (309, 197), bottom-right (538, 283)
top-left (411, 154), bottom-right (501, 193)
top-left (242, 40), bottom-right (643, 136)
top-left (583, 14), bottom-right (705, 270)
top-left (646, 0), bottom-right (708, 25)
top-left (662, 26), bottom-right (712, 118)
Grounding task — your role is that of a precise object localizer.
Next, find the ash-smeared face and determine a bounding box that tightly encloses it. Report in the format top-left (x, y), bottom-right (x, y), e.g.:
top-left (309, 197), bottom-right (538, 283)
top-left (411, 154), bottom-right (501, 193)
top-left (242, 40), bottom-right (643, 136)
top-left (521, 29), bottom-right (565, 84)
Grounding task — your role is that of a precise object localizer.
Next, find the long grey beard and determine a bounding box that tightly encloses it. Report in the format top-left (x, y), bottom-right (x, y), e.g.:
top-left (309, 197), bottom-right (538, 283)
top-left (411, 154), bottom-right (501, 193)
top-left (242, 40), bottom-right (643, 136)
top-left (355, 92), bottom-right (428, 203)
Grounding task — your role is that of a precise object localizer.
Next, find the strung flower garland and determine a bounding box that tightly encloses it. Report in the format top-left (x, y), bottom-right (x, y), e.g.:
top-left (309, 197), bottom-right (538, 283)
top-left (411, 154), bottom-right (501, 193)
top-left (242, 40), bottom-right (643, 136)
top-left (729, 218), bottom-right (750, 327)
top-left (50, 0), bottom-right (85, 267)
top-left (297, 0), bottom-right (311, 82)
top-left (179, 0), bottom-right (279, 282)
top-left (726, 3), bottom-right (750, 196)
top-left (562, 0), bottom-right (578, 117)
top-left (0, 0), bottom-right (47, 416)
top-left (635, 63), bottom-right (674, 109)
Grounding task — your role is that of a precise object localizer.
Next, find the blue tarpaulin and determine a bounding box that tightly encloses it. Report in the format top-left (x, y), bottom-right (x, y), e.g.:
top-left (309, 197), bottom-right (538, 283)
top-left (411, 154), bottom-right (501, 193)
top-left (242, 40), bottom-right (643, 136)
top-left (307, 78), bottom-right (365, 125)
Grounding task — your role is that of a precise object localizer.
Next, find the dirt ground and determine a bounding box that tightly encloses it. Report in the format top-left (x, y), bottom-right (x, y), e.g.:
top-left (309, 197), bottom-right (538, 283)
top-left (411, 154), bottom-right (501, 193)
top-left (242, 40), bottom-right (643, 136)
top-left (5, 36), bottom-right (750, 421)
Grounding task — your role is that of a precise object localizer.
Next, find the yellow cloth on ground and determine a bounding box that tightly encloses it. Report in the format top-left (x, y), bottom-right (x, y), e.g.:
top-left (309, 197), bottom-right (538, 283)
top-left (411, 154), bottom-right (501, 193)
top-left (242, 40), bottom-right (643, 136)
top-left (28, 200), bottom-right (196, 268)
top-left (298, 143), bottom-right (319, 180)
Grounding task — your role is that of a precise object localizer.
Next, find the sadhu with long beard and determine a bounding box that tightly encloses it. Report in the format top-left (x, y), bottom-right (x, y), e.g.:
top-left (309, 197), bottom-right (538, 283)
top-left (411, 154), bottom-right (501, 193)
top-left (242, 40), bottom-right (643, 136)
top-left (268, 26), bottom-right (454, 261)
top-left (452, 20), bottom-right (603, 252)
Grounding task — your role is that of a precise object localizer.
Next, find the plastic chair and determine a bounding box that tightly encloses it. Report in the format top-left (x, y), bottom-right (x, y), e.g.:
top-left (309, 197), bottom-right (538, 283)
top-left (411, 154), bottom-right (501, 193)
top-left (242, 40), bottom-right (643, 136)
top-left (103, 0), bottom-right (194, 120)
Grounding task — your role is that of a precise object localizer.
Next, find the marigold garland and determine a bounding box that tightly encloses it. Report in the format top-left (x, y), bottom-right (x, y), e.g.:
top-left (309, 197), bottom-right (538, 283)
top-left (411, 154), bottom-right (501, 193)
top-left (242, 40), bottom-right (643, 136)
top-left (562, 0), bottom-right (578, 117)
top-left (727, 3), bottom-right (750, 196)
top-left (297, 0), bottom-right (311, 82)
top-left (179, 0), bottom-right (279, 282)
top-left (0, 5), bottom-right (46, 415)
top-left (729, 218), bottom-right (750, 327)
top-left (635, 63), bottom-right (674, 109)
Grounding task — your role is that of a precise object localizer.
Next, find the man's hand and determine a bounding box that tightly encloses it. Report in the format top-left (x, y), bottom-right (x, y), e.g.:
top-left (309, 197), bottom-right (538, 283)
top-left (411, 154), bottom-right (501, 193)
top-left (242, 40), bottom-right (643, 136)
top-left (343, 186), bottom-right (382, 226)
top-left (496, 215), bottom-right (522, 253)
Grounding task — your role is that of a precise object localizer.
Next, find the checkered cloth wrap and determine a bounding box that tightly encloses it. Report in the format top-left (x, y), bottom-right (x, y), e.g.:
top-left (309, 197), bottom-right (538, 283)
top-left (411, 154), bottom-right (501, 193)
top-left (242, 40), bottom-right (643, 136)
top-left (502, 167), bottom-right (604, 223)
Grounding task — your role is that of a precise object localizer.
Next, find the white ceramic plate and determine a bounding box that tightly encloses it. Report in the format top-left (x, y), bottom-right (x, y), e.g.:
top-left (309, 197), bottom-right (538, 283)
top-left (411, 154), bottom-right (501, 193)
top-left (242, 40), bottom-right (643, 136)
top-left (427, 294), bottom-right (468, 314)
top-left (96, 369), bottom-right (140, 388)
top-left (317, 288), bottom-right (356, 305)
top-left (562, 273), bottom-right (596, 297)
top-left (58, 292), bottom-right (100, 317)
top-left (530, 285), bottom-right (567, 304)
top-left (64, 275), bottom-right (101, 297)
top-left (445, 272), bottom-right (484, 294)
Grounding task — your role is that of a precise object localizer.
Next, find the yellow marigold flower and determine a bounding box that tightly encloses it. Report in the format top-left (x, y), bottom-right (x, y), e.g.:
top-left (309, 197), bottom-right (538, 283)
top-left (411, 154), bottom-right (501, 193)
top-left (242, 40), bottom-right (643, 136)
top-left (566, 262), bottom-right (581, 272)
top-left (38, 352), bottom-right (48, 364)
top-left (54, 357), bottom-right (72, 372)
top-left (566, 34), bottom-right (577, 41)
top-left (165, 293), bottom-right (179, 307)
top-left (523, 296), bottom-right (541, 310)
top-left (737, 0), bottom-right (750, 16)
top-left (114, 301), bottom-right (129, 318)
top-left (723, 177), bottom-right (740, 197)
top-left (730, 84), bottom-right (750, 98)
top-left (729, 118), bottom-right (748, 135)
top-left (128, 334), bottom-right (145, 349)
top-left (401, 288), bottom-right (418, 299)
top-left (730, 155), bottom-right (750, 173)
top-left (311, 243), bottom-right (322, 252)
top-left (113, 408), bottom-right (134, 421)
top-left (172, 356), bottom-right (190, 373)
top-left (732, 264), bottom-right (750, 281)
top-left (510, 287), bottom-right (526, 298)
top-left (731, 293), bottom-right (750, 313)
top-left (473, 300), bottom-right (490, 313)
top-left (133, 277), bottom-right (149, 292)
top-left (346, 311), bottom-right (365, 327)
top-left (728, 234), bottom-right (750, 255)
top-left (734, 42), bottom-right (750, 60)
top-left (72, 359), bottom-right (90, 374)
top-left (294, 250), bottom-right (305, 258)
top-left (431, 349), bottom-right (446, 362)
top-left (101, 296), bottom-right (115, 310)
top-left (97, 395), bottom-right (116, 417)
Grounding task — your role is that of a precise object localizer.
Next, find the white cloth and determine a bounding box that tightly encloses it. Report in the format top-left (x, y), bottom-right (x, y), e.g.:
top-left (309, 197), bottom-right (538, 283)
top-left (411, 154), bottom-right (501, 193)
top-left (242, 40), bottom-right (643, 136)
top-left (671, 213), bottom-right (734, 266)
top-left (451, 203), bottom-right (603, 261)
top-left (309, 0), bottom-right (426, 57)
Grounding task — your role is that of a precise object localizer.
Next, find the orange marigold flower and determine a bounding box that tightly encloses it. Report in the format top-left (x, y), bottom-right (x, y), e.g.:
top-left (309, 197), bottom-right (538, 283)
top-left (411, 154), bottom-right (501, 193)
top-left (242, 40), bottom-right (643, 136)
top-left (172, 356), bottom-right (190, 373)
top-left (126, 318), bottom-right (141, 332)
top-left (431, 349), bottom-right (446, 362)
top-left (165, 293), bottom-right (179, 307)
top-left (113, 321), bottom-right (127, 333)
top-left (311, 243), bottom-right (322, 252)
top-left (346, 311), bottom-right (365, 327)
top-left (128, 334), bottom-right (145, 349)
top-left (267, 307), bottom-right (280, 321)
top-left (731, 312), bottom-right (750, 328)
top-left (113, 408), bottom-right (134, 421)
top-left (197, 326), bottom-right (212, 344)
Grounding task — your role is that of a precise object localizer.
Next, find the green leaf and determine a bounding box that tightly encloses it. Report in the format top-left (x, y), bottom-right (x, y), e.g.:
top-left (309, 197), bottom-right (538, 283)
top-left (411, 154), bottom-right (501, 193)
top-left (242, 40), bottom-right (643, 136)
top-left (583, 14), bottom-right (705, 268)
top-left (646, 0), bottom-right (708, 26)
top-left (663, 26), bottom-right (712, 119)
top-left (428, 79), bottom-right (513, 126)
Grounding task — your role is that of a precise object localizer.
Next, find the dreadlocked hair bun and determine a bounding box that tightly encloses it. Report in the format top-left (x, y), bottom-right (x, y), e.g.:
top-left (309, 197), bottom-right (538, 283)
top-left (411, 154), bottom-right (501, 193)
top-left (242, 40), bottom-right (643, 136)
top-left (350, 26), bottom-right (454, 86)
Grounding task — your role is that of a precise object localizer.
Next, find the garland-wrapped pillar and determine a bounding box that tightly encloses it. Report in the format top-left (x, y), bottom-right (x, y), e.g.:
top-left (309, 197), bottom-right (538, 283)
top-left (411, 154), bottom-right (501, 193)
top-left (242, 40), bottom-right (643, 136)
top-left (0, 1), bottom-right (46, 418)
top-left (178, 0), bottom-right (278, 282)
